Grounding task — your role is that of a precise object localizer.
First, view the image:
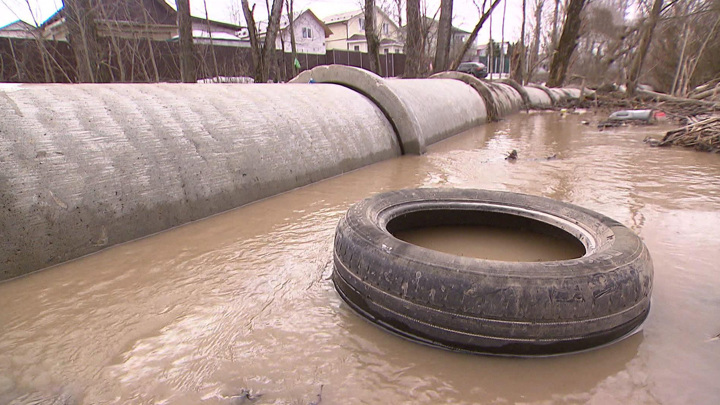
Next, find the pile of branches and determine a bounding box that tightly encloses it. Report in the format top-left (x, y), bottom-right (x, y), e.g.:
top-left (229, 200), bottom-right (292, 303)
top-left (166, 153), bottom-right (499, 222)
top-left (658, 115), bottom-right (720, 152)
top-left (686, 78), bottom-right (720, 103)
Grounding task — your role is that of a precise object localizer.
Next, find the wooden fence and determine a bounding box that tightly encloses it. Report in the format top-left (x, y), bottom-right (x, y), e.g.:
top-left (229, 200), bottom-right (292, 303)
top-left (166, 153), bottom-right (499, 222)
top-left (0, 37), bottom-right (406, 83)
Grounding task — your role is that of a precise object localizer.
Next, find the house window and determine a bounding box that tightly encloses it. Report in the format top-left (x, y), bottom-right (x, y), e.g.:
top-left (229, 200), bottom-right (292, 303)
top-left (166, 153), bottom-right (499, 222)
top-left (384, 48), bottom-right (389, 54)
top-left (382, 23), bottom-right (389, 35)
top-left (359, 18), bottom-right (365, 30)
top-left (302, 27), bottom-right (312, 39)
top-left (354, 45), bottom-right (360, 51)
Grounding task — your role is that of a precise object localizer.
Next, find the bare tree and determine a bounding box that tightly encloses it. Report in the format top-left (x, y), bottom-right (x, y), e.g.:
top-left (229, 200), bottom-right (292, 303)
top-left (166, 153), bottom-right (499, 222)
top-left (404, 0), bottom-right (422, 77)
top-left (449, 0), bottom-right (503, 71)
top-left (546, 0), bottom-right (587, 87)
top-left (625, 0), bottom-right (663, 95)
top-left (285, 0), bottom-right (298, 77)
top-left (64, 0), bottom-right (106, 82)
top-left (511, 0), bottom-right (527, 83)
top-left (202, 0), bottom-right (221, 81)
top-left (550, 0), bottom-right (561, 53)
top-left (527, 0), bottom-right (544, 82)
top-left (433, 0), bottom-right (453, 72)
top-left (365, 0), bottom-right (381, 75)
top-left (175, 0), bottom-right (196, 83)
top-left (241, 0), bottom-right (261, 79)
top-left (242, 0), bottom-right (283, 82)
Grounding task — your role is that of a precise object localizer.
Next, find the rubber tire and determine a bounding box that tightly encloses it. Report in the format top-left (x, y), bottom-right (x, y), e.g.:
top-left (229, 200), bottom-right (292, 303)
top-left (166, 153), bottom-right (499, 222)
top-left (332, 188), bottom-right (653, 356)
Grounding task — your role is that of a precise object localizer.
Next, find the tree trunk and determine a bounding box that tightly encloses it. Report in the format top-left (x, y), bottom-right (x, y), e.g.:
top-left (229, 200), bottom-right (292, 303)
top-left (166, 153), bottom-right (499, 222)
top-left (241, 0), bottom-right (262, 81)
top-left (175, 0), bottom-right (196, 83)
top-left (625, 0), bottom-right (663, 96)
top-left (404, 0), bottom-right (422, 77)
top-left (449, 0), bottom-right (503, 71)
top-left (203, 0), bottom-right (221, 82)
top-left (550, 0), bottom-right (560, 52)
top-left (433, 0), bottom-right (453, 73)
top-left (259, 0), bottom-right (284, 82)
top-left (528, 0), bottom-right (543, 82)
top-left (500, 0), bottom-right (507, 75)
top-left (546, 0), bottom-right (586, 87)
top-left (511, 0), bottom-right (527, 83)
top-left (365, 0), bottom-right (381, 75)
top-left (286, 0), bottom-right (299, 77)
top-left (63, 0), bottom-right (105, 83)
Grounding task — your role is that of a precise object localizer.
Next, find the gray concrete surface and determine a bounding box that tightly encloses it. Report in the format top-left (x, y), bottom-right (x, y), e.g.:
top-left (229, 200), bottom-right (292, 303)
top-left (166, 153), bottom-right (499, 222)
top-left (485, 82), bottom-right (524, 116)
top-left (0, 83), bottom-right (400, 280)
top-left (292, 65), bottom-right (486, 153)
top-left (1, 68), bottom-right (591, 280)
top-left (523, 86), bottom-right (554, 108)
top-left (528, 84), bottom-right (560, 105)
top-left (429, 72), bottom-right (497, 122)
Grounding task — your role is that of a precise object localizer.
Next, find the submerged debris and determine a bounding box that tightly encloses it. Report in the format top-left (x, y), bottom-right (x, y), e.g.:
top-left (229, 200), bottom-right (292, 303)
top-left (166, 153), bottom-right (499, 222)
top-left (598, 109), bottom-right (657, 128)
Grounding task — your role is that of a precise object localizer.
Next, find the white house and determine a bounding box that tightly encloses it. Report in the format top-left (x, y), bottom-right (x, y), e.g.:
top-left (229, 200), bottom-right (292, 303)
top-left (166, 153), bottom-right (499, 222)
top-left (243, 9), bottom-right (331, 55)
top-left (323, 7), bottom-right (404, 54)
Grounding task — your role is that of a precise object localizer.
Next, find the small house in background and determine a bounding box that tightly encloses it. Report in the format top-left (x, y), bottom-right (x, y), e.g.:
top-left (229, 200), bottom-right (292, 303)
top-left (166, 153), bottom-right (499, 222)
top-left (39, 0), bottom-right (242, 42)
top-left (0, 20), bottom-right (37, 39)
top-left (241, 9), bottom-right (331, 55)
top-left (410, 17), bottom-right (474, 63)
top-left (324, 7), bottom-right (404, 54)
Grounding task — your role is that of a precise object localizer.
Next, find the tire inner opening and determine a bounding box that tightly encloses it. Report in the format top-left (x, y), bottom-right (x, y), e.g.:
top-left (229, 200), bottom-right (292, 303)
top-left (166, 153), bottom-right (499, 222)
top-left (387, 209), bottom-right (587, 262)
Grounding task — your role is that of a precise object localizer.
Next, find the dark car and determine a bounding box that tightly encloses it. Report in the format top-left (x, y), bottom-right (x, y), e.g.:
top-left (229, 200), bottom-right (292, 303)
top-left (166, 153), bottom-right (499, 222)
top-left (457, 62), bottom-right (488, 79)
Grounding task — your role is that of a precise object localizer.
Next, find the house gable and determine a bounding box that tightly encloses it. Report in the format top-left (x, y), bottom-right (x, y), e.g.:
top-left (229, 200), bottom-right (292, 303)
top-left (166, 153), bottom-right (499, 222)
top-left (276, 10), bottom-right (328, 55)
top-left (40, 0), bottom-right (241, 41)
top-left (324, 7), bottom-right (403, 52)
top-left (0, 20), bottom-right (37, 39)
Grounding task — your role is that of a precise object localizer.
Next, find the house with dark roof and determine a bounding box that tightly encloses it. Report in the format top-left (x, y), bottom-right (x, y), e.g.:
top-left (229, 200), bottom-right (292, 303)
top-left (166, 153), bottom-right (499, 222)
top-left (40, 0), bottom-right (243, 44)
top-left (323, 7), bottom-right (404, 54)
top-left (0, 20), bottom-right (37, 39)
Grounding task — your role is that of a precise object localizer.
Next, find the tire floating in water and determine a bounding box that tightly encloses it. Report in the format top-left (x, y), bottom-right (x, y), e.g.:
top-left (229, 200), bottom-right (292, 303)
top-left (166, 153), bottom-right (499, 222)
top-left (332, 188), bottom-right (653, 356)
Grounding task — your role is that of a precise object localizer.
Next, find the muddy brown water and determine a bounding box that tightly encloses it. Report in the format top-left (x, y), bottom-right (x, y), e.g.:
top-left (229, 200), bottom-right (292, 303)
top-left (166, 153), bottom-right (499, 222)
top-left (1, 112), bottom-right (719, 404)
top-left (394, 225), bottom-right (586, 262)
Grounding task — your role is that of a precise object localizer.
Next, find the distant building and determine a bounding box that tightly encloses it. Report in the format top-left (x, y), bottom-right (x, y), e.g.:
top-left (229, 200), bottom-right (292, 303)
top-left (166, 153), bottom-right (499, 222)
top-left (417, 16), bottom-right (472, 60)
top-left (39, 0), bottom-right (243, 42)
top-left (0, 20), bottom-right (37, 39)
top-left (323, 7), bottom-right (404, 54)
top-left (241, 9), bottom-right (331, 55)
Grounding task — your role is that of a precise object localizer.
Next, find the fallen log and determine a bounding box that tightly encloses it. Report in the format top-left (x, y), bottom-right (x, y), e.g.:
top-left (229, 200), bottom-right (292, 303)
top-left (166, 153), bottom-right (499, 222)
top-left (688, 85), bottom-right (720, 100)
top-left (637, 89), bottom-right (720, 107)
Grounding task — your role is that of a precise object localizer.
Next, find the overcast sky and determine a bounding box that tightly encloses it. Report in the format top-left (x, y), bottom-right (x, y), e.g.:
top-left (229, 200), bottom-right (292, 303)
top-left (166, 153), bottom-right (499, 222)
top-left (0, 0), bottom-right (524, 44)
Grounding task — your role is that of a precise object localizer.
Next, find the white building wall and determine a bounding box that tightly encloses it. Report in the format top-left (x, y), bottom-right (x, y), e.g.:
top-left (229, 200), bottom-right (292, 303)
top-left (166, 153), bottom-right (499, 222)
top-left (275, 12), bottom-right (326, 54)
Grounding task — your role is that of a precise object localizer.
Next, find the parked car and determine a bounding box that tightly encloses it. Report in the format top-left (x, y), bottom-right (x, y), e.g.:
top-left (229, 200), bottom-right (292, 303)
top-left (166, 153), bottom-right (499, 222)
top-left (457, 62), bottom-right (488, 79)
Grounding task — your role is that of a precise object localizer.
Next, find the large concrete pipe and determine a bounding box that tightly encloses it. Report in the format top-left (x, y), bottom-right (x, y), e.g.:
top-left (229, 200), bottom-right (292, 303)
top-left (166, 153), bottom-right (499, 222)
top-left (523, 86), bottom-right (554, 108)
top-left (429, 72), bottom-right (498, 122)
top-left (0, 83), bottom-right (400, 280)
top-left (484, 82), bottom-right (524, 116)
top-left (291, 65), bottom-right (486, 154)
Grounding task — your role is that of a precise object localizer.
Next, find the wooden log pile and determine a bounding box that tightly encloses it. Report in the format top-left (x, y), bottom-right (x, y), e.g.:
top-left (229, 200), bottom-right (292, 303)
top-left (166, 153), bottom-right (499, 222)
top-left (687, 78), bottom-right (720, 102)
top-left (659, 115), bottom-right (720, 152)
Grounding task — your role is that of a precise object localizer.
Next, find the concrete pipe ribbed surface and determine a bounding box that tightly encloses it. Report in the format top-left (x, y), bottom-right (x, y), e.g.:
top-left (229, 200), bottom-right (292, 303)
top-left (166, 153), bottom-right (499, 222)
top-left (0, 83), bottom-right (400, 280)
top-left (292, 65), bottom-right (486, 154)
top-left (524, 86), bottom-right (554, 108)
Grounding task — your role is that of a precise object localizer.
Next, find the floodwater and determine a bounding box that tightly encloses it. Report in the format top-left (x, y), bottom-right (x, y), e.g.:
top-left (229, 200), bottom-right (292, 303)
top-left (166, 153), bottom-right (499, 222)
top-left (1, 112), bottom-right (719, 405)
top-left (394, 225), bottom-right (586, 262)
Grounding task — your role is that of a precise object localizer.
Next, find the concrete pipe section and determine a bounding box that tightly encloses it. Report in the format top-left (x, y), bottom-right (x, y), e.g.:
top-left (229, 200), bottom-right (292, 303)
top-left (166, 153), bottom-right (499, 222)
top-left (523, 86), bottom-right (554, 108)
top-left (0, 83), bottom-right (400, 280)
top-left (1, 68), bottom-right (588, 280)
top-left (292, 65), bottom-right (486, 154)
